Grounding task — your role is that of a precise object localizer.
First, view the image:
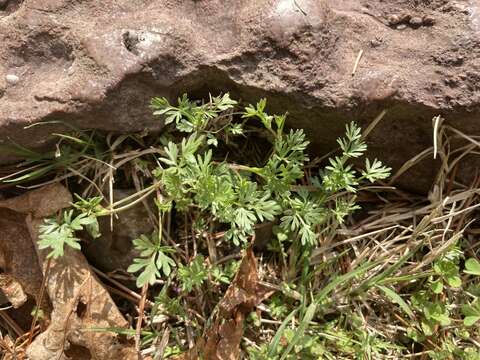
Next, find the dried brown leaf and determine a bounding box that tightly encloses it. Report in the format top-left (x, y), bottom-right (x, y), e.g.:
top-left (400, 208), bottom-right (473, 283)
top-left (178, 247), bottom-right (274, 360)
top-left (0, 274), bottom-right (27, 308)
top-left (0, 184), bottom-right (73, 304)
top-left (0, 207), bottom-right (45, 307)
top-left (0, 184), bottom-right (136, 360)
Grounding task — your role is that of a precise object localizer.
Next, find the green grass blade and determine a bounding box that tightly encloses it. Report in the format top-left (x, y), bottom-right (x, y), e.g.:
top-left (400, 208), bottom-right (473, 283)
top-left (280, 303), bottom-right (317, 360)
top-left (353, 242), bottom-right (423, 295)
top-left (274, 261), bottom-right (381, 359)
top-left (316, 260), bottom-right (381, 302)
top-left (376, 285), bottom-right (414, 319)
top-left (52, 133), bottom-right (90, 145)
top-left (2, 164), bottom-right (56, 183)
top-left (267, 308), bottom-right (298, 357)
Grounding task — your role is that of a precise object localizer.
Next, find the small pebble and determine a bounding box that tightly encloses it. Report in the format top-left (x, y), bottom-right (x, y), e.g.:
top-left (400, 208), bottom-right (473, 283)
top-left (399, 13), bottom-right (411, 23)
top-left (396, 24), bottom-right (407, 30)
top-left (5, 74), bottom-right (19, 85)
top-left (387, 14), bottom-right (401, 25)
top-left (422, 15), bottom-right (436, 26)
top-left (370, 38), bottom-right (382, 48)
top-left (409, 17), bottom-right (423, 27)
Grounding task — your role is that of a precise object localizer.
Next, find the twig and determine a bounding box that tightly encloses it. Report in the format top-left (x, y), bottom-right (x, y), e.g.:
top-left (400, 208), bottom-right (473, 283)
top-left (206, 232), bottom-right (218, 264)
top-left (28, 257), bottom-right (52, 345)
top-left (0, 311), bottom-right (23, 338)
top-left (91, 266), bottom-right (153, 307)
top-left (351, 49), bottom-right (364, 76)
top-left (363, 110), bottom-right (388, 139)
top-left (293, 0), bottom-right (307, 16)
top-left (432, 115), bottom-right (443, 159)
top-left (135, 283), bottom-right (149, 355)
top-left (103, 284), bottom-right (145, 308)
top-left (153, 327), bottom-right (170, 360)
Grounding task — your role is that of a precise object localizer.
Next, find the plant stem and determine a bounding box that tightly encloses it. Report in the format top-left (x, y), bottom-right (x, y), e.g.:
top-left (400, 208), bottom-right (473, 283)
top-left (28, 257), bottom-right (52, 345)
top-left (135, 283), bottom-right (149, 354)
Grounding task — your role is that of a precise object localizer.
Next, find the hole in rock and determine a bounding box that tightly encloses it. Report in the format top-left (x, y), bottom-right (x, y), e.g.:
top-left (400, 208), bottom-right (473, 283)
top-left (76, 300), bottom-right (88, 318)
top-left (0, 0), bottom-right (23, 14)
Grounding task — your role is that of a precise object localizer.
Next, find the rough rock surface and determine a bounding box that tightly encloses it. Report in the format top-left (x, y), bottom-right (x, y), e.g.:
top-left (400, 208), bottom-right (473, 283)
top-left (1, 0), bottom-right (480, 192)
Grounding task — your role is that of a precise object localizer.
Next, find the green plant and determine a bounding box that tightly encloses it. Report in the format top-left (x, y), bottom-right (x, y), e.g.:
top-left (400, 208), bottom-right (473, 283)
top-left (248, 329), bottom-right (326, 360)
top-left (464, 258), bottom-right (480, 276)
top-left (430, 248), bottom-right (463, 293)
top-left (462, 257), bottom-right (480, 326)
top-left (177, 255), bottom-right (208, 292)
top-left (127, 232), bottom-right (176, 288)
top-left (24, 93), bottom-right (399, 358)
top-left (210, 261), bottom-right (238, 285)
top-left (462, 300), bottom-right (480, 326)
top-left (37, 94), bottom-right (389, 277)
top-left (268, 294), bottom-right (289, 320)
top-left (152, 94), bottom-right (390, 247)
top-left (38, 209), bottom-right (99, 259)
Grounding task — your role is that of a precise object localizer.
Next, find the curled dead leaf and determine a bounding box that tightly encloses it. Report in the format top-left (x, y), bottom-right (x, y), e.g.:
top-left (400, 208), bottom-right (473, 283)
top-left (0, 184), bottom-right (73, 306)
top-left (178, 247), bottom-right (274, 360)
top-left (0, 274), bottom-right (27, 308)
top-left (0, 184), bottom-right (136, 359)
top-left (0, 207), bottom-right (45, 308)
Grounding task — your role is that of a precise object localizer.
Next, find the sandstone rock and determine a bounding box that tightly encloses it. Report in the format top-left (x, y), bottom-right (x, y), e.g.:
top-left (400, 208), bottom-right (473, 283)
top-left (0, 0), bottom-right (479, 193)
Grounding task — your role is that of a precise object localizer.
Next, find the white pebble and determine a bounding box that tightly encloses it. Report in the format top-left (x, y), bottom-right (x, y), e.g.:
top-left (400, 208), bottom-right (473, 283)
top-left (5, 74), bottom-right (19, 85)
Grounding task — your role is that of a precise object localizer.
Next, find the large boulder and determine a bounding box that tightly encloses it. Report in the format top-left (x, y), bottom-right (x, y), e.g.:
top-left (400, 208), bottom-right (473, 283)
top-left (1, 0), bottom-right (479, 192)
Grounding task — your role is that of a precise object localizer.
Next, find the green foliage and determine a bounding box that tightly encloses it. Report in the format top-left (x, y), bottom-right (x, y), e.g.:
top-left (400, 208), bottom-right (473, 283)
top-left (72, 195), bottom-right (105, 238)
top-left (0, 123), bottom-right (111, 185)
top-left (316, 122), bottom-right (390, 194)
top-left (464, 258), bottom-right (480, 276)
top-left (24, 93), bottom-right (397, 357)
top-left (376, 285), bottom-right (414, 319)
top-left (249, 328), bottom-right (326, 360)
top-left (249, 314), bottom-right (401, 360)
top-left (177, 255), bottom-right (208, 292)
top-left (432, 248), bottom-right (463, 289)
top-left (462, 300), bottom-right (480, 326)
top-left (127, 233), bottom-right (176, 288)
top-left (37, 192), bottom-right (108, 260)
top-left (268, 294), bottom-right (289, 320)
top-left (154, 283), bottom-right (186, 319)
top-left (462, 258), bottom-right (480, 326)
top-left (151, 93), bottom-right (238, 134)
top-left (210, 261), bottom-right (239, 285)
top-left (153, 95), bottom-right (390, 247)
top-left (38, 210), bottom-right (98, 259)
top-left (402, 247), bottom-right (475, 341)
top-left (152, 94), bottom-right (391, 357)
